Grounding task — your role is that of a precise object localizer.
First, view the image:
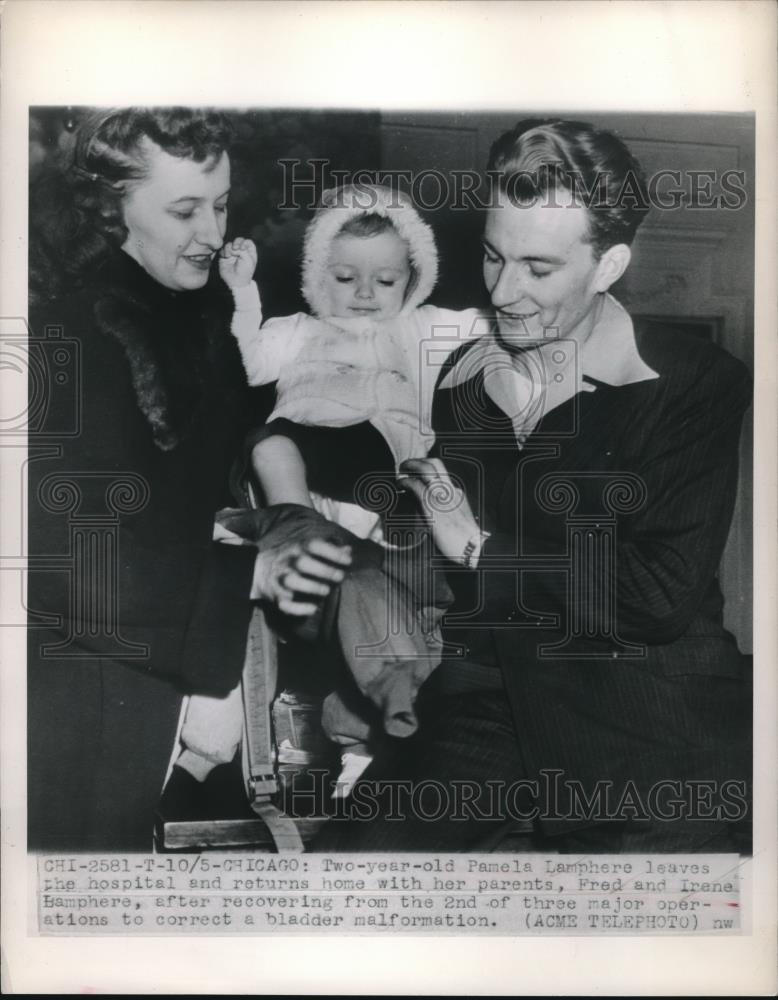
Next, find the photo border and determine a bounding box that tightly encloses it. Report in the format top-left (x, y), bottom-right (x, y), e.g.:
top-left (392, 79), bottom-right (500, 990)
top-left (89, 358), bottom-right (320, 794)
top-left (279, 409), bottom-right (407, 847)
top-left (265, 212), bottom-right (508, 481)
top-left (2, 1), bottom-right (776, 995)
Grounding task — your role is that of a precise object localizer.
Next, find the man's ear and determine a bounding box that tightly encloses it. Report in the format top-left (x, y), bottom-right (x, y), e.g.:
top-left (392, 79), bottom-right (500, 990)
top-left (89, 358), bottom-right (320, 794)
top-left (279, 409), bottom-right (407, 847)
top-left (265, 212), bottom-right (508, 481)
top-left (594, 243), bottom-right (631, 292)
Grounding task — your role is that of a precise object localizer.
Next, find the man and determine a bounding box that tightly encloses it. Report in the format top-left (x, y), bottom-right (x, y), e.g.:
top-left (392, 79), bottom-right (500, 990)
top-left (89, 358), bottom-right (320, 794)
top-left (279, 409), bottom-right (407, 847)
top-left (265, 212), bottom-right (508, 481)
top-left (269, 119), bottom-right (752, 853)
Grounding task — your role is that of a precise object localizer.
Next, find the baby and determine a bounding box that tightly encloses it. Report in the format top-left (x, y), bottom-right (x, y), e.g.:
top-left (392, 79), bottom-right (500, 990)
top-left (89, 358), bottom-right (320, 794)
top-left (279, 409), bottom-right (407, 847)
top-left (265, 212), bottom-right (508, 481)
top-left (177, 185), bottom-right (485, 796)
top-left (223, 184), bottom-right (478, 539)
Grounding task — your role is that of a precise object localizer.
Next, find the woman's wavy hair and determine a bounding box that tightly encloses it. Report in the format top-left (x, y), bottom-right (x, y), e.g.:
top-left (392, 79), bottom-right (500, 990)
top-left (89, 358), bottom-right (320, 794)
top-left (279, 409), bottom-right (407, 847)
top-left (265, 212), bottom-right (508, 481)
top-left (487, 119), bottom-right (650, 257)
top-left (30, 107), bottom-right (234, 302)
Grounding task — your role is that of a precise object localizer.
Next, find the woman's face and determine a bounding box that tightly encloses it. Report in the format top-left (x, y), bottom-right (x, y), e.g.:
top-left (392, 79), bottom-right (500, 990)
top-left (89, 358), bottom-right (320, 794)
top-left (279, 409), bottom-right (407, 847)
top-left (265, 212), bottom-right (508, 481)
top-left (121, 140), bottom-right (230, 292)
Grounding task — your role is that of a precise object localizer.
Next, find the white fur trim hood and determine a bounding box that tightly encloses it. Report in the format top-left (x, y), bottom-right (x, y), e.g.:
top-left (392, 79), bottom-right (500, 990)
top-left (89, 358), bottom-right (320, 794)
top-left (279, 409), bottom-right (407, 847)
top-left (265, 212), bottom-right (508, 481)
top-left (301, 183), bottom-right (439, 318)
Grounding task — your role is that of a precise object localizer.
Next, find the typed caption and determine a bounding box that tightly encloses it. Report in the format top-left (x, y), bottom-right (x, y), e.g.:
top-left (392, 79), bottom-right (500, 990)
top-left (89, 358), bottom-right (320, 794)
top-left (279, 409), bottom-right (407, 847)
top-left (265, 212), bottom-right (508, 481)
top-left (35, 853), bottom-right (744, 935)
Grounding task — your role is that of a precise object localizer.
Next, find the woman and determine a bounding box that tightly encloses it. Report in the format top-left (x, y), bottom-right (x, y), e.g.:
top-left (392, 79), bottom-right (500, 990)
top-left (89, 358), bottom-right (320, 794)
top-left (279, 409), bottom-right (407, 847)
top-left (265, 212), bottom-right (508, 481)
top-left (27, 107), bottom-right (267, 851)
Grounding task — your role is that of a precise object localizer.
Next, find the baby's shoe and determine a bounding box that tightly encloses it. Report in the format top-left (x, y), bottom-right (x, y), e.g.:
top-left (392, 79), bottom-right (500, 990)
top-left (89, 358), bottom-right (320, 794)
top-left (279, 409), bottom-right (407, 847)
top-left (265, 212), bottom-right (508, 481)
top-left (331, 750), bottom-right (373, 799)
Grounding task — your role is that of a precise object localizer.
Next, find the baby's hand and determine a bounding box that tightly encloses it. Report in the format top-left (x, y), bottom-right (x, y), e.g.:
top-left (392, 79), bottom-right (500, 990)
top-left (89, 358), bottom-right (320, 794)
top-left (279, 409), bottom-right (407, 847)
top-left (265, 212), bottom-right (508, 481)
top-left (219, 237), bottom-right (258, 289)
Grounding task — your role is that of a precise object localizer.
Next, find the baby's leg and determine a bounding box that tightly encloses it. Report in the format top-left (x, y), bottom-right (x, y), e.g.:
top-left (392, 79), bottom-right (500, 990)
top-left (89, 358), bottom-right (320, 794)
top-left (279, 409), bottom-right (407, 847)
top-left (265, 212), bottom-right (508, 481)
top-left (320, 691), bottom-right (375, 799)
top-left (251, 434), bottom-right (313, 507)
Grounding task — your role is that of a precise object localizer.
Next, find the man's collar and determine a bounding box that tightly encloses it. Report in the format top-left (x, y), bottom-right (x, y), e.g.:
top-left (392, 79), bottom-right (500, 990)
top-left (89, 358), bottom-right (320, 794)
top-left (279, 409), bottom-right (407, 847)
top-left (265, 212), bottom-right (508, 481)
top-left (580, 294), bottom-right (659, 386)
top-left (438, 294), bottom-right (658, 439)
top-left (441, 293), bottom-right (659, 392)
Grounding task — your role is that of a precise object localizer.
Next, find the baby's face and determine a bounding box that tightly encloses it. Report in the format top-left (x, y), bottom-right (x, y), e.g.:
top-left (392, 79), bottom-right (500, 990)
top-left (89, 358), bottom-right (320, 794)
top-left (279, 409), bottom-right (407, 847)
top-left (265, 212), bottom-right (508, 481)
top-left (323, 230), bottom-right (411, 320)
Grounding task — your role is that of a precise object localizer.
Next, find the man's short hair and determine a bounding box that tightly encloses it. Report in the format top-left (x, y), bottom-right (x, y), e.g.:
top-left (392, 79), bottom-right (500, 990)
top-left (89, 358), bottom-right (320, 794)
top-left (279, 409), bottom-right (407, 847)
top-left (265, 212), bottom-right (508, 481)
top-left (487, 119), bottom-right (650, 256)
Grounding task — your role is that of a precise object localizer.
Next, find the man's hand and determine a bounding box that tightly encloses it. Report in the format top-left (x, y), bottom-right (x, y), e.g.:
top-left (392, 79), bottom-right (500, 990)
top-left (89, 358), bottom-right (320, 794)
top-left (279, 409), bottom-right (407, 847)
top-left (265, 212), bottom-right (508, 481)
top-left (252, 536), bottom-right (352, 616)
top-left (398, 457), bottom-right (481, 563)
top-left (219, 237), bottom-right (258, 289)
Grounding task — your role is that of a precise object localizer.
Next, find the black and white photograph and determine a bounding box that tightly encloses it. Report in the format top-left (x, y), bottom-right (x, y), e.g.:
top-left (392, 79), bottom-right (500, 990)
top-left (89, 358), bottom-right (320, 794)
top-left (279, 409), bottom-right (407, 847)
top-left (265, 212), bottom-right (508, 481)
top-left (2, 0), bottom-right (776, 995)
top-left (25, 105), bottom-right (756, 857)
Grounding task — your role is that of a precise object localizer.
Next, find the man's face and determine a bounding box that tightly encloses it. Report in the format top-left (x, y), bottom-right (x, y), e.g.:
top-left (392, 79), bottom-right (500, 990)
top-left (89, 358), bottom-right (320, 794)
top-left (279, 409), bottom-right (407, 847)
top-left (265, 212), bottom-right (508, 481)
top-left (483, 190), bottom-right (613, 347)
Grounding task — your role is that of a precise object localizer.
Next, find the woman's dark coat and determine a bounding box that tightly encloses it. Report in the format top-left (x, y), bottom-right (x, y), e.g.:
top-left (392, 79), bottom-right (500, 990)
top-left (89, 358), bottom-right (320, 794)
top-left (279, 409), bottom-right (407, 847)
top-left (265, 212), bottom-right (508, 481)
top-left (27, 250), bottom-right (261, 851)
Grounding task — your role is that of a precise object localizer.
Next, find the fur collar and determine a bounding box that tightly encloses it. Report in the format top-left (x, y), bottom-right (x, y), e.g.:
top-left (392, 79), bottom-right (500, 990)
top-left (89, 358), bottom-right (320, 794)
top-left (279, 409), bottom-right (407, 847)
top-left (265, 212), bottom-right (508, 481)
top-left (91, 252), bottom-right (227, 451)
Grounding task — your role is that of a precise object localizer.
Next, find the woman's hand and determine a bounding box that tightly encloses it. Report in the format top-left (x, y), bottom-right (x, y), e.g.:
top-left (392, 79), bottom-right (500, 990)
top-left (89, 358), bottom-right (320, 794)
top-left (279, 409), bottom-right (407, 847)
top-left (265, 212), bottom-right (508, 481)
top-left (398, 457), bottom-right (482, 564)
top-left (219, 237), bottom-right (258, 289)
top-left (252, 536), bottom-right (352, 616)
